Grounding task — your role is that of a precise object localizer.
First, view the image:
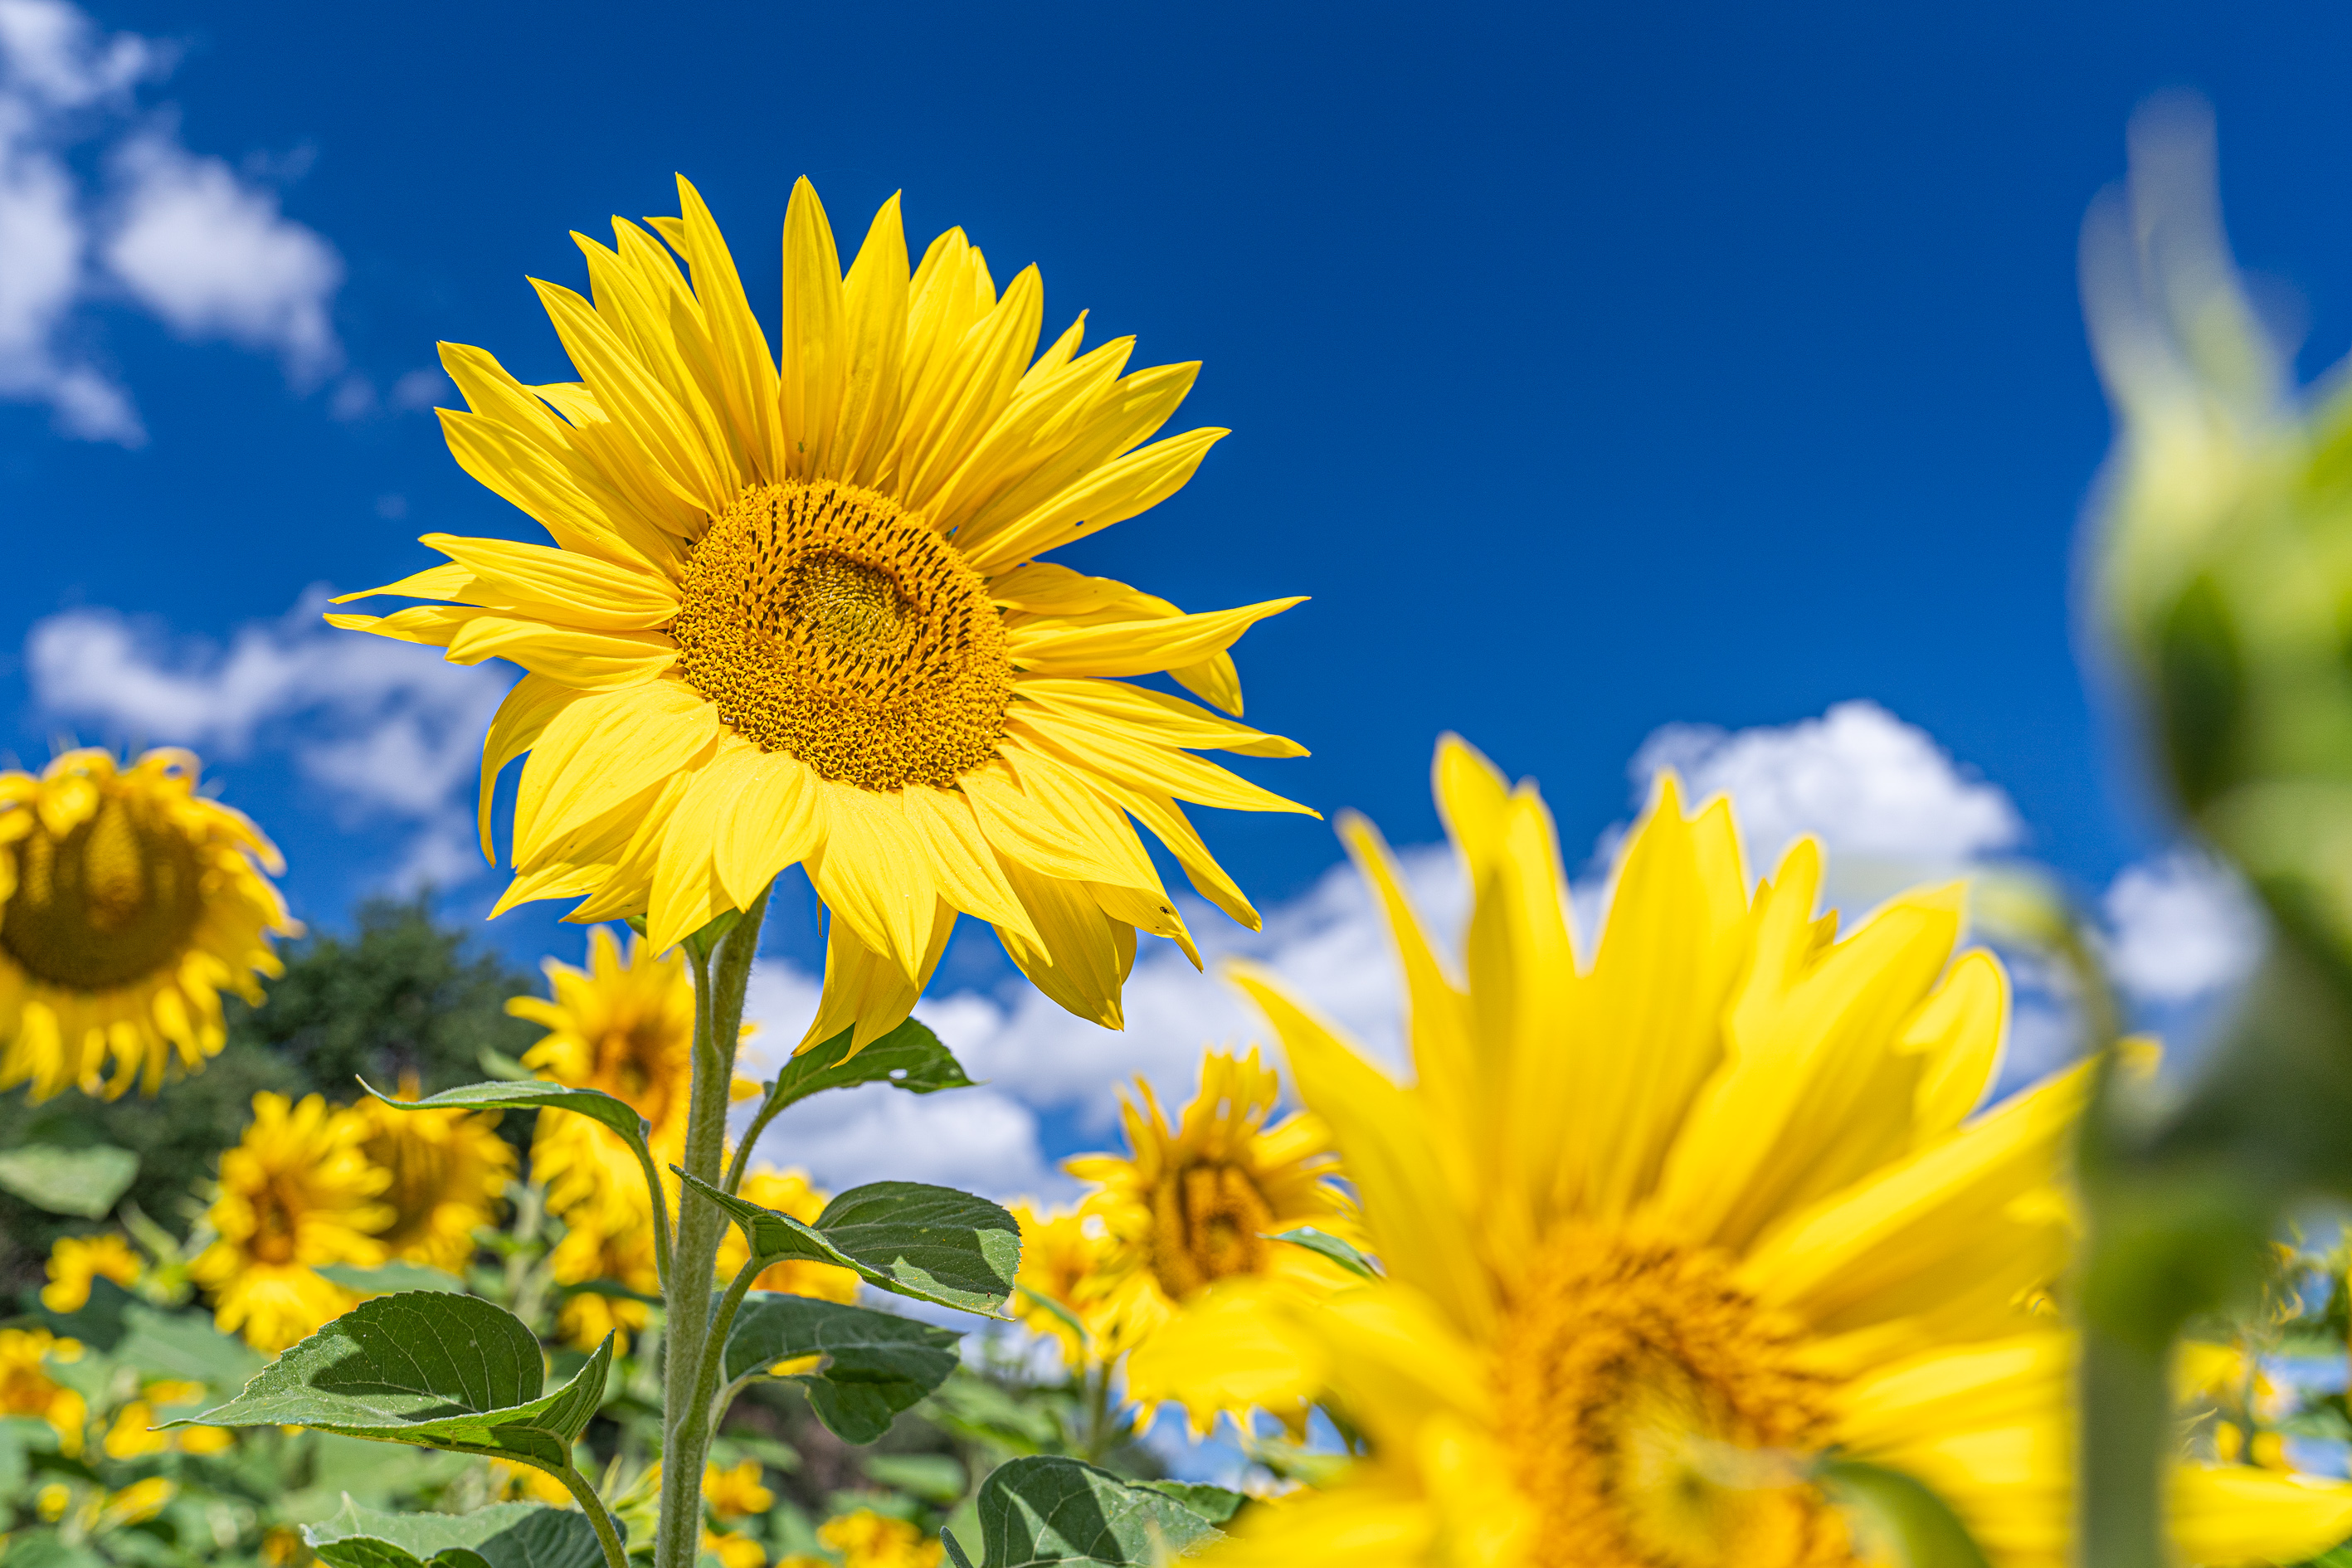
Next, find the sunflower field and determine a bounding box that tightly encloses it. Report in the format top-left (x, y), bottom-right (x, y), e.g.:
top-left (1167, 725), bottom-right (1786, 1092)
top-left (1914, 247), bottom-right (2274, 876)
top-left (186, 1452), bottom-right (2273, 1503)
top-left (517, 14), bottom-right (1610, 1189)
top-left (15, 79), bottom-right (2352, 1568)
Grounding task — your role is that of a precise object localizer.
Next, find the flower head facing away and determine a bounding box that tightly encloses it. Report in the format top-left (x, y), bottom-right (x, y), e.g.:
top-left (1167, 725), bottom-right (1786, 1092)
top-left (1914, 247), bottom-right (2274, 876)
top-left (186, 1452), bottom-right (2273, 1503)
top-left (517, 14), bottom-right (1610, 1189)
top-left (0, 748), bottom-right (295, 1100)
top-left (1131, 738), bottom-right (2352, 1568)
top-left (329, 176), bottom-right (1314, 1052)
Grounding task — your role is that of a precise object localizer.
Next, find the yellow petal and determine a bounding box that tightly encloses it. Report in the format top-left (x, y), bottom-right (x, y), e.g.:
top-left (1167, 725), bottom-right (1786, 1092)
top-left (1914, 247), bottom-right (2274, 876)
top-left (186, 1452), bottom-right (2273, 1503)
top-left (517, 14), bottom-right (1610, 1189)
top-left (1007, 710), bottom-right (1317, 818)
top-left (479, 673), bottom-right (582, 859)
top-left (513, 680), bottom-right (719, 866)
top-left (442, 616), bottom-right (679, 691)
top-left (1011, 677), bottom-right (1305, 757)
top-left (807, 784), bottom-right (939, 982)
top-left (994, 857), bottom-right (1133, 1029)
top-left (966, 425), bottom-right (1228, 570)
top-left (419, 532), bottom-right (675, 628)
top-left (902, 786), bottom-right (1038, 944)
top-left (1076, 773), bottom-right (1259, 931)
top-left (777, 176), bottom-right (845, 478)
top-left (716, 749), bottom-right (822, 909)
top-left (646, 737), bottom-right (760, 950)
top-left (1006, 595), bottom-right (1305, 679)
top-left (796, 900), bottom-right (955, 1054)
top-left (833, 194), bottom-right (911, 487)
top-left (673, 176), bottom-right (783, 482)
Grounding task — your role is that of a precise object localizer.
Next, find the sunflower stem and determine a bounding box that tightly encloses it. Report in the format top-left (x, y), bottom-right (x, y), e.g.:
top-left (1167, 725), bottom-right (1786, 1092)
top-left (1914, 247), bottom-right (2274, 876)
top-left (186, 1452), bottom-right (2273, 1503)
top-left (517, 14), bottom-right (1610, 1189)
top-left (553, 1463), bottom-right (630, 1568)
top-left (654, 889), bottom-right (769, 1568)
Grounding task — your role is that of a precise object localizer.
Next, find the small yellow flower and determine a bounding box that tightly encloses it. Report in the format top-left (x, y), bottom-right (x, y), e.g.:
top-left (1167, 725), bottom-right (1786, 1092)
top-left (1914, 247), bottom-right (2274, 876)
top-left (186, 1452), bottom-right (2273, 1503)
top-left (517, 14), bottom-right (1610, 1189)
top-left (704, 1459), bottom-right (776, 1519)
top-left (101, 1400), bottom-right (168, 1460)
top-left (818, 1510), bottom-right (942, 1568)
top-left (491, 1459), bottom-right (578, 1507)
top-left (176, 1424), bottom-right (235, 1456)
top-left (704, 1530), bottom-right (767, 1568)
top-left (1007, 1202), bottom-right (1122, 1370)
top-left (191, 1092), bottom-right (393, 1351)
top-left (718, 1168), bottom-right (860, 1303)
top-left (352, 1071), bottom-right (515, 1271)
top-left (0, 1327), bottom-right (87, 1454)
top-left (36, 1482), bottom-right (70, 1521)
top-left (40, 1232), bottom-right (142, 1312)
top-left (261, 1525), bottom-right (307, 1566)
top-left (96, 1476), bottom-right (175, 1530)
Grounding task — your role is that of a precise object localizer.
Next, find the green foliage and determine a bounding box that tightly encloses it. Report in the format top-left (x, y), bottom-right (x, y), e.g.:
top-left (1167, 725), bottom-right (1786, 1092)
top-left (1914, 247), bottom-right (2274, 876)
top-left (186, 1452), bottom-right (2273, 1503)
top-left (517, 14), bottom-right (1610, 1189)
top-left (0, 1145), bottom-right (139, 1218)
top-left (1264, 1226), bottom-right (1378, 1279)
top-left (721, 1293), bottom-right (962, 1444)
top-left (940, 1456), bottom-right (1228, 1568)
top-left (305, 1501), bottom-right (606, 1568)
top-left (764, 1021), bottom-right (977, 1109)
top-left (182, 1293), bottom-right (611, 1478)
top-left (1819, 1459), bottom-right (1992, 1568)
top-left (680, 1171), bottom-right (1020, 1315)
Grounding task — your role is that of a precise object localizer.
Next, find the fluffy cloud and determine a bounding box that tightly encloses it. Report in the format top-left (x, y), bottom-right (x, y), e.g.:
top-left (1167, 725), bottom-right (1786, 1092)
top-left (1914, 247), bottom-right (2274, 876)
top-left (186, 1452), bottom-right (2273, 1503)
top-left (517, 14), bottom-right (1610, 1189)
top-left (0, 0), bottom-right (343, 441)
top-left (2102, 849), bottom-right (2264, 1007)
top-left (25, 593), bottom-right (507, 889)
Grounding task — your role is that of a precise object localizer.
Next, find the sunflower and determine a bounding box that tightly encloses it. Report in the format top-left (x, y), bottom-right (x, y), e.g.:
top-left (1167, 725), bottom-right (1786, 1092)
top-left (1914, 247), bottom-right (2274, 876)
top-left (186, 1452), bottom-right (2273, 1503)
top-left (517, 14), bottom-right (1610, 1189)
top-left (41, 1233), bottom-right (143, 1312)
top-left (549, 1205), bottom-right (663, 1353)
top-left (0, 748), bottom-right (295, 1101)
top-left (0, 1327), bottom-right (86, 1454)
top-left (1007, 1201), bottom-right (1123, 1371)
top-left (351, 1073), bottom-right (516, 1270)
top-left (1066, 1046), bottom-right (1356, 1426)
top-left (326, 176), bottom-right (1312, 1051)
top-left (1129, 738), bottom-right (2352, 1568)
top-left (716, 1166), bottom-right (860, 1302)
top-left (192, 1093), bottom-right (392, 1352)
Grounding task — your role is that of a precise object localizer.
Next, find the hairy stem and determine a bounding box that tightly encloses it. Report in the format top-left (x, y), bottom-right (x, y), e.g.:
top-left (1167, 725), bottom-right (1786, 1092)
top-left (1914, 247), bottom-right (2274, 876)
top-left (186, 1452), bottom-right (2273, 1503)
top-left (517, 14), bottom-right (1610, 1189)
top-left (555, 1464), bottom-right (630, 1568)
top-left (689, 1255), bottom-right (768, 1446)
top-left (652, 889), bottom-right (770, 1568)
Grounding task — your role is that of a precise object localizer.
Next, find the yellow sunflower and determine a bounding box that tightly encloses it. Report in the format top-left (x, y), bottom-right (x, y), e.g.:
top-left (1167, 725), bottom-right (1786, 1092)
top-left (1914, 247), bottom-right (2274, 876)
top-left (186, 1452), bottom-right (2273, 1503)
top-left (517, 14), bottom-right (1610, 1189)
top-left (716, 1166), bottom-right (860, 1302)
top-left (41, 1232), bottom-right (143, 1312)
top-left (351, 1073), bottom-right (516, 1271)
top-left (1008, 1201), bottom-right (1124, 1371)
top-left (1130, 738), bottom-right (2352, 1568)
top-left (0, 1327), bottom-right (86, 1454)
top-left (0, 748), bottom-right (296, 1100)
top-left (192, 1092), bottom-right (392, 1352)
top-left (549, 1208), bottom-right (663, 1353)
top-left (1066, 1046), bottom-right (1356, 1426)
top-left (326, 176), bottom-right (1312, 1051)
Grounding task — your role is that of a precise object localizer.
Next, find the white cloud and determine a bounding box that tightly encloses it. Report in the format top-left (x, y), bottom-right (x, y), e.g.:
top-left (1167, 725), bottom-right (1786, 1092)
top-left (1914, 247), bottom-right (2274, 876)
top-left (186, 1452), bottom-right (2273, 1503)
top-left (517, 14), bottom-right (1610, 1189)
top-left (2102, 849), bottom-right (2264, 1006)
top-left (0, 0), bottom-right (343, 441)
top-left (388, 367), bottom-right (447, 411)
top-left (24, 592), bottom-right (509, 889)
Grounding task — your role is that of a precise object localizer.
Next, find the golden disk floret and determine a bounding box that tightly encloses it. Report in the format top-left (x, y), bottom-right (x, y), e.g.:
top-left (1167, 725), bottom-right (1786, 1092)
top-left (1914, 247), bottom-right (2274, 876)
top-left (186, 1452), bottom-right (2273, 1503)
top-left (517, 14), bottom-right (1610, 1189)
top-left (671, 478), bottom-right (1014, 791)
top-left (1148, 1161), bottom-right (1275, 1300)
top-left (1, 791), bottom-right (205, 993)
top-left (1494, 1225), bottom-right (1849, 1568)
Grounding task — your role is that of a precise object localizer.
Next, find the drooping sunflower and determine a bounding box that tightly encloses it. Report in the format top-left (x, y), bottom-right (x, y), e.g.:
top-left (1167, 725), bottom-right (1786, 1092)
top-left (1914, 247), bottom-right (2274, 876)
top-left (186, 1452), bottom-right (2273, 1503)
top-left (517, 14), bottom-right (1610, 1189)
top-left (350, 1074), bottom-right (516, 1271)
top-left (41, 1233), bottom-right (143, 1312)
top-left (716, 1166), bottom-right (860, 1302)
top-left (0, 749), bottom-right (296, 1101)
top-left (327, 176), bottom-right (1312, 1051)
top-left (191, 1093), bottom-right (392, 1353)
top-left (1130, 738), bottom-right (2352, 1568)
top-left (1066, 1046), bottom-right (1358, 1428)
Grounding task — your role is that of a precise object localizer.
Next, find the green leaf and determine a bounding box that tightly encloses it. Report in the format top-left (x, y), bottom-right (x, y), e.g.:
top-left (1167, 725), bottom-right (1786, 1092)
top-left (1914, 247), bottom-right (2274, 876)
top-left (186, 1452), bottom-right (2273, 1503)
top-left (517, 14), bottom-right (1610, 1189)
top-left (0, 1531), bottom-right (105, 1568)
top-left (113, 1301), bottom-right (263, 1393)
top-left (0, 1143), bottom-right (139, 1218)
top-left (946, 1456), bottom-right (1225, 1567)
top-left (176, 1292), bottom-right (611, 1473)
top-left (863, 1454), bottom-right (967, 1505)
top-left (766, 1020), bottom-right (976, 1110)
top-left (359, 1077), bottom-right (648, 1152)
top-left (722, 1293), bottom-right (962, 1444)
top-left (679, 1171), bottom-right (1019, 1315)
top-left (1819, 1458), bottom-right (1992, 1568)
top-left (305, 1499), bottom-right (604, 1568)
top-left (1264, 1226), bottom-right (1379, 1279)
top-left (478, 1048), bottom-right (537, 1083)
top-left (1140, 1483), bottom-right (1247, 1527)
top-left (318, 1261), bottom-right (469, 1296)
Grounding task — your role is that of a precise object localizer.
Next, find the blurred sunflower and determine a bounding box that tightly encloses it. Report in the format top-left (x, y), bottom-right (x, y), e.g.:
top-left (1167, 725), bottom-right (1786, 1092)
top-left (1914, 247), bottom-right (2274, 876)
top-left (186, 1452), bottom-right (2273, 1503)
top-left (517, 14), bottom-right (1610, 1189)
top-left (351, 1072), bottom-right (516, 1271)
top-left (1067, 1046), bottom-right (1357, 1426)
top-left (1008, 1201), bottom-right (1123, 1371)
top-left (328, 176), bottom-right (1312, 1052)
top-left (1132, 738), bottom-right (2352, 1568)
top-left (0, 1327), bottom-right (86, 1454)
top-left (549, 1205), bottom-right (663, 1353)
top-left (0, 748), bottom-right (295, 1100)
top-left (717, 1166), bottom-right (859, 1301)
top-left (41, 1233), bottom-right (143, 1312)
top-left (192, 1092), bottom-right (392, 1352)
top-left (815, 1509), bottom-right (941, 1568)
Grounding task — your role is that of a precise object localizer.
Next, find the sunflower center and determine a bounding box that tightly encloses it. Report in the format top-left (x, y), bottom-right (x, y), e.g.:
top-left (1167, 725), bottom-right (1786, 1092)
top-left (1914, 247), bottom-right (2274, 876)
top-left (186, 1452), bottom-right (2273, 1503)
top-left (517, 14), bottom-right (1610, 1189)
top-left (1149, 1161), bottom-right (1273, 1299)
top-left (672, 479), bottom-right (1014, 791)
top-left (0, 794), bottom-right (206, 993)
top-left (592, 1022), bottom-right (683, 1135)
top-left (247, 1176), bottom-right (304, 1267)
top-left (1495, 1225), bottom-right (1850, 1568)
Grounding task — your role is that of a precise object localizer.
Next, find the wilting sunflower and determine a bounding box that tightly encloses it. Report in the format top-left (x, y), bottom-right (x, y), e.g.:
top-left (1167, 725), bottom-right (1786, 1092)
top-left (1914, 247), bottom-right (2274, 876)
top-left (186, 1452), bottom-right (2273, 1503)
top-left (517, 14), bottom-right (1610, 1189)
top-left (1008, 1201), bottom-right (1124, 1371)
top-left (0, 749), bottom-right (295, 1101)
top-left (41, 1233), bottom-right (142, 1312)
top-left (716, 1166), bottom-right (860, 1301)
top-left (191, 1093), bottom-right (392, 1352)
top-left (351, 1074), bottom-right (516, 1270)
top-left (1131, 738), bottom-right (2352, 1568)
top-left (327, 176), bottom-right (1312, 1051)
top-left (1067, 1046), bottom-right (1356, 1426)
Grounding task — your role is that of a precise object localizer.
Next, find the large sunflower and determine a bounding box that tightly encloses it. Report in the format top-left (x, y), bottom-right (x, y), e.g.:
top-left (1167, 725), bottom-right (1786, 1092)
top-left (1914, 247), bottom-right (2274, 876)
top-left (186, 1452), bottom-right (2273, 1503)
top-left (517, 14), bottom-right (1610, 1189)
top-left (0, 749), bottom-right (295, 1100)
top-left (1131, 738), bottom-right (2352, 1568)
top-left (1064, 1046), bottom-right (1357, 1429)
top-left (328, 176), bottom-right (1312, 1050)
top-left (350, 1074), bottom-right (516, 1271)
top-left (192, 1093), bottom-right (392, 1353)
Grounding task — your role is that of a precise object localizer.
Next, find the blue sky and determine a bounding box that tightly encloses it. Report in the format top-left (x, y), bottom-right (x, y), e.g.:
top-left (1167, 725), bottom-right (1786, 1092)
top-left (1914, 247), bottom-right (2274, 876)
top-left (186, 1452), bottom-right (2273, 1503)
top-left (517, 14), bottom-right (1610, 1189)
top-left (0, 0), bottom-right (2320, 1187)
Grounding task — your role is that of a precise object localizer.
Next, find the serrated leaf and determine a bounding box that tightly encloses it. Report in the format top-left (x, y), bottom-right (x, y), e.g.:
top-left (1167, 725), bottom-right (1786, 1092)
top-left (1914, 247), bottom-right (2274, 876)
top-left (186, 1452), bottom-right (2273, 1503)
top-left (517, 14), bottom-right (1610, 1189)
top-left (679, 1171), bottom-right (1019, 1315)
top-left (1819, 1458), bottom-right (1992, 1568)
top-left (319, 1262), bottom-right (469, 1296)
top-left (947, 1456), bottom-right (1224, 1567)
top-left (0, 1144), bottom-right (139, 1218)
top-left (768, 1020), bottom-right (976, 1109)
top-left (1264, 1226), bottom-right (1379, 1279)
top-left (722, 1293), bottom-right (962, 1444)
top-left (177, 1292), bottom-right (611, 1473)
top-left (305, 1499), bottom-right (604, 1568)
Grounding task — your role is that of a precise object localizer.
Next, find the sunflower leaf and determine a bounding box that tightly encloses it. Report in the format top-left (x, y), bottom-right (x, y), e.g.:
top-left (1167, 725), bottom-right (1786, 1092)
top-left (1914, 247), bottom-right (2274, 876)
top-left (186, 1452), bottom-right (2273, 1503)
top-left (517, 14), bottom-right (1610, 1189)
top-left (766, 1019), bottom-right (976, 1111)
top-left (0, 1144), bottom-right (139, 1218)
top-left (304, 1499), bottom-right (604, 1568)
top-left (722, 1293), bottom-right (962, 1443)
top-left (1264, 1226), bottom-right (1380, 1279)
top-left (1819, 1458), bottom-right (1992, 1568)
top-left (357, 1077), bottom-right (649, 1150)
top-left (946, 1455), bottom-right (1226, 1567)
top-left (173, 1292), bottom-right (612, 1475)
top-left (678, 1170), bottom-right (1020, 1315)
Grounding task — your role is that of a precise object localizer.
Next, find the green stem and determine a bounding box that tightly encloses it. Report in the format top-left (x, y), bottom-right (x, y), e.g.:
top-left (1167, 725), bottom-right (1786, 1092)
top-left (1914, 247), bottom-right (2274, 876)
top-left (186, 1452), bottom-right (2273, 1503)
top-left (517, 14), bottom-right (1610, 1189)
top-left (632, 1138), bottom-right (675, 1294)
top-left (722, 1079), bottom-right (790, 1197)
top-left (2080, 1327), bottom-right (2171, 1568)
top-left (554, 1464), bottom-right (630, 1568)
top-left (652, 889), bottom-right (770, 1568)
top-left (687, 1254), bottom-right (768, 1446)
